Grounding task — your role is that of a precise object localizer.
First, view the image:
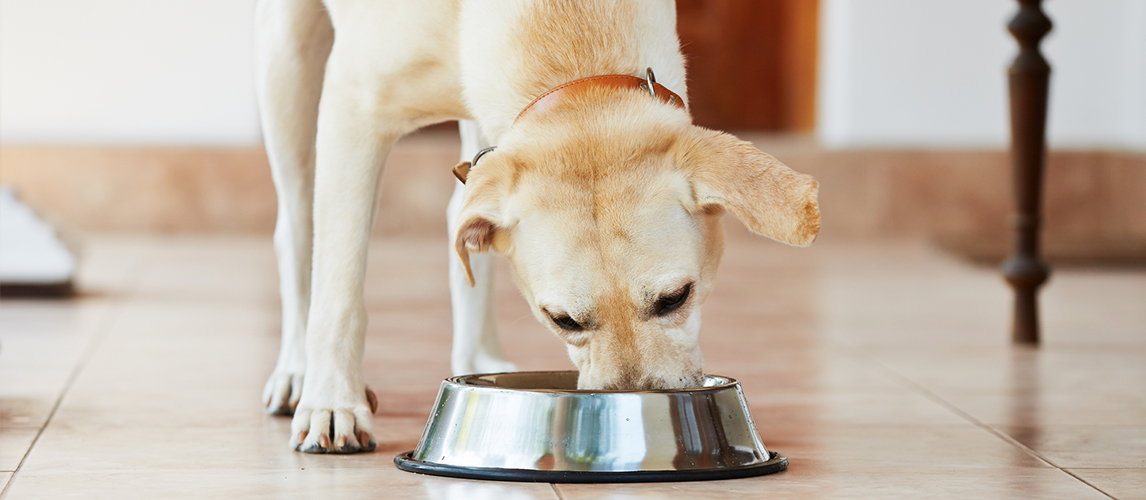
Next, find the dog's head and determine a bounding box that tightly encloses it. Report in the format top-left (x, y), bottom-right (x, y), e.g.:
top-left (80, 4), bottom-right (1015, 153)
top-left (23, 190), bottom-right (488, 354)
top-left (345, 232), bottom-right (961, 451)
top-left (453, 90), bottom-right (819, 390)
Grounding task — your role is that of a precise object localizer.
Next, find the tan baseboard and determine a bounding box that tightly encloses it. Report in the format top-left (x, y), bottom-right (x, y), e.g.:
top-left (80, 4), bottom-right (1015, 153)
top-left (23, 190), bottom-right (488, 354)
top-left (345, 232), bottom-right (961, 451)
top-left (0, 130), bottom-right (464, 236)
top-left (743, 138), bottom-right (1146, 264)
top-left (1, 146), bottom-right (277, 233)
top-left (3, 132), bottom-right (1144, 263)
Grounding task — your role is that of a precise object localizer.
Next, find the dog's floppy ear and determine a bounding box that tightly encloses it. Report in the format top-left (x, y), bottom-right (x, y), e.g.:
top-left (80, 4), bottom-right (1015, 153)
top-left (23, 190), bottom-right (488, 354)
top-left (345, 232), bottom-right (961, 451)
top-left (453, 212), bottom-right (501, 287)
top-left (452, 155), bottom-right (510, 287)
top-left (452, 161), bottom-right (471, 184)
top-left (676, 127), bottom-right (820, 246)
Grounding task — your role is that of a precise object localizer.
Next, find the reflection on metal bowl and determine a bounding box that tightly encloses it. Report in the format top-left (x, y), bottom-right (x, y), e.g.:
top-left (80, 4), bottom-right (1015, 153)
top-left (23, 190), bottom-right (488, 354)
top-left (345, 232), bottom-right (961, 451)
top-left (395, 371), bottom-right (787, 482)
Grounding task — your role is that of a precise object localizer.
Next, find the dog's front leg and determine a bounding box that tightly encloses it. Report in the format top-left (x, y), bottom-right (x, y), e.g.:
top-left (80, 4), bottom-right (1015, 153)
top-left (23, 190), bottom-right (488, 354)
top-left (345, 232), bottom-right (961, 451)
top-left (446, 120), bottom-right (516, 375)
top-left (255, 0), bottom-right (332, 416)
top-left (291, 62), bottom-right (403, 454)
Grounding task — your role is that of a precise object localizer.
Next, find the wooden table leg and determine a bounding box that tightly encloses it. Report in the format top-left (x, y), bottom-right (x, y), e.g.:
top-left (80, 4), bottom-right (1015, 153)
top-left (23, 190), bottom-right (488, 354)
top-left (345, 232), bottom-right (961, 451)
top-left (1003, 0), bottom-right (1052, 344)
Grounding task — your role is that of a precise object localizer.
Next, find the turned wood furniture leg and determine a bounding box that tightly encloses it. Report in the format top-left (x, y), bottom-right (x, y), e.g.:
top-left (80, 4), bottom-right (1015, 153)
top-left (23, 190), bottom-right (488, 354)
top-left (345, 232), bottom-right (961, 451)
top-left (1003, 0), bottom-right (1052, 344)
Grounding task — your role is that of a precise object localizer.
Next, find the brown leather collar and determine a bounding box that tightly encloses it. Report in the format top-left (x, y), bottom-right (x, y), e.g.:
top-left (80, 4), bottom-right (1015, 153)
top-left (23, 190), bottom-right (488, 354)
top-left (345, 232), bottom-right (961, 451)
top-left (515, 73), bottom-right (685, 123)
top-left (454, 71), bottom-right (685, 184)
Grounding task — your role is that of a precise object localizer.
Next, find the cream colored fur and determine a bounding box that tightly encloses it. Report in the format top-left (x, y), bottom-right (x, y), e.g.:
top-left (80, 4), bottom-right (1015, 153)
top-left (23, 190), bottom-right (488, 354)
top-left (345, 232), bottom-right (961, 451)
top-left (256, 0), bottom-right (819, 454)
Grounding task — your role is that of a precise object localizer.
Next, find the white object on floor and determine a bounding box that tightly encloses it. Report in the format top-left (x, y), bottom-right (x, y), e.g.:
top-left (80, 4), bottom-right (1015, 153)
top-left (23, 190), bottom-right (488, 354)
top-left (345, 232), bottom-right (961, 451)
top-left (0, 186), bottom-right (76, 284)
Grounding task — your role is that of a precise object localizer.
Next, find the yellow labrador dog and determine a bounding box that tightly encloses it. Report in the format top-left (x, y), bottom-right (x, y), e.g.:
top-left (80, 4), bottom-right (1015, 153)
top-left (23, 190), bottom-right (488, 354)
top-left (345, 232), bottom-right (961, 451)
top-left (256, 0), bottom-right (819, 454)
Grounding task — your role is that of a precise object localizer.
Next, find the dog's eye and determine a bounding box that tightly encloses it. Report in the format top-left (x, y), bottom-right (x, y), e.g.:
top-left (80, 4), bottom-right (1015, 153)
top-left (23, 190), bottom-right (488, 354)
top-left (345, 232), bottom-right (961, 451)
top-left (655, 283), bottom-right (692, 316)
top-left (550, 314), bottom-right (582, 331)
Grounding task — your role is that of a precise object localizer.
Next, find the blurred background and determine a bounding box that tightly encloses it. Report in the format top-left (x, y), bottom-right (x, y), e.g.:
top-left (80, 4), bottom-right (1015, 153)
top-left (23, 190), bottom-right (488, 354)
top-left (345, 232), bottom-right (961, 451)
top-left (1, 0), bottom-right (1144, 261)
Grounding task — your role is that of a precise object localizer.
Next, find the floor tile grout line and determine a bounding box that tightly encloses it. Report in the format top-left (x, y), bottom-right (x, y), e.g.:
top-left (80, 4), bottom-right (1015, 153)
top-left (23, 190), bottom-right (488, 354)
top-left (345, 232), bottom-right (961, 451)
top-left (851, 350), bottom-right (1119, 500)
top-left (1055, 469), bottom-right (1123, 500)
top-left (0, 249), bottom-right (151, 500)
top-left (835, 344), bottom-right (1060, 464)
top-left (550, 483), bottom-right (566, 500)
top-left (905, 391), bottom-right (1120, 500)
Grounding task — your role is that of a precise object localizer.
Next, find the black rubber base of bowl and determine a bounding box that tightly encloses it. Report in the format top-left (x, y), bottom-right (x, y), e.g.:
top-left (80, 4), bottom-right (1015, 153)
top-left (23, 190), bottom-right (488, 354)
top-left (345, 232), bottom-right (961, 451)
top-left (394, 451), bottom-right (787, 483)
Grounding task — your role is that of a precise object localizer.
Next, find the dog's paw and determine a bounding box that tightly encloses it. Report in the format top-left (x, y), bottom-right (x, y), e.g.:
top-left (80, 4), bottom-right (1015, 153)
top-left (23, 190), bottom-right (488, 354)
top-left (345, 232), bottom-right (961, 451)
top-left (262, 370), bottom-right (304, 416)
top-left (290, 387), bottom-right (379, 454)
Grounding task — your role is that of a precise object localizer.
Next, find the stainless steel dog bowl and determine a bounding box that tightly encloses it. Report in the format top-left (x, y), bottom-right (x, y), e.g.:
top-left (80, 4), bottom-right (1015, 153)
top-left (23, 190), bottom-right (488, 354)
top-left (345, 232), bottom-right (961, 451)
top-left (395, 371), bottom-right (786, 482)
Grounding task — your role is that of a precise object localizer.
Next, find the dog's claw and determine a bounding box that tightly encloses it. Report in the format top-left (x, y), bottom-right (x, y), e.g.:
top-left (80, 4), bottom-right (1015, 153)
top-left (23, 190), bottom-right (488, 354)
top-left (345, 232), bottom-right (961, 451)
top-left (290, 401), bottom-right (376, 454)
top-left (357, 430), bottom-right (372, 449)
top-left (365, 387), bottom-right (379, 414)
top-left (263, 370), bottom-right (304, 416)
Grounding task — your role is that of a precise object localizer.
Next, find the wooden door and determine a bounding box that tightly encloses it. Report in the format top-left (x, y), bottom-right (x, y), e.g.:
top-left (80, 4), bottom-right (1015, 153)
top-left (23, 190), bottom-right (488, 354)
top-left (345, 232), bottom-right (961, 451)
top-left (676, 0), bottom-right (818, 131)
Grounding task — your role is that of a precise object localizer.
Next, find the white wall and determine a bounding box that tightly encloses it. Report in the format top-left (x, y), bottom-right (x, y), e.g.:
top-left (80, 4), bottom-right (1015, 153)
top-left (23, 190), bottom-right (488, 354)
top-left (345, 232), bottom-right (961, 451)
top-left (819, 0), bottom-right (1146, 150)
top-left (0, 0), bottom-right (259, 145)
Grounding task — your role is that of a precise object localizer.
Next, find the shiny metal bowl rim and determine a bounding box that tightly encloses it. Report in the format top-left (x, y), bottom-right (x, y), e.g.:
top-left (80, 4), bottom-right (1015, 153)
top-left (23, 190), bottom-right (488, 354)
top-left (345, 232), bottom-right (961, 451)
top-left (447, 370), bottom-right (738, 394)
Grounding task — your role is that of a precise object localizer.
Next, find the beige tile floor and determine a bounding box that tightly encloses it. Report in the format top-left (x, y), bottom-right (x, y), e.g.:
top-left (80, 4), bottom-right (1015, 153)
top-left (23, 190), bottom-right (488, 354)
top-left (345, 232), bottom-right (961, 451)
top-left (1, 228), bottom-right (1143, 499)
